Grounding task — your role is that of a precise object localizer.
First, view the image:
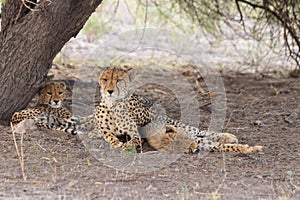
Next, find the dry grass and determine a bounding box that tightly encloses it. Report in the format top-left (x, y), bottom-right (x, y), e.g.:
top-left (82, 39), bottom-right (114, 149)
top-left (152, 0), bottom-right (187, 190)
top-left (11, 122), bottom-right (27, 181)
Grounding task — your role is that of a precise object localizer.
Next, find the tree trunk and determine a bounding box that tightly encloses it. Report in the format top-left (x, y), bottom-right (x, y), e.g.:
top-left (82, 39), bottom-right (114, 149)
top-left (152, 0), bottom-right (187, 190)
top-left (0, 0), bottom-right (102, 125)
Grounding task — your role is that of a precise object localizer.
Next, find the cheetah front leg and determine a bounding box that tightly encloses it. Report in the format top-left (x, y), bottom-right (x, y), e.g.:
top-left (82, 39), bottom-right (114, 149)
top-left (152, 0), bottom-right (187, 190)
top-left (114, 117), bottom-right (142, 150)
top-left (102, 131), bottom-right (124, 148)
top-left (96, 119), bottom-right (124, 148)
top-left (97, 122), bottom-right (124, 148)
top-left (34, 113), bottom-right (78, 134)
top-left (119, 128), bottom-right (142, 150)
top-left (92, 105), bottom-right (124, 148)
top-left (121, 136), bottom-right (142, 149)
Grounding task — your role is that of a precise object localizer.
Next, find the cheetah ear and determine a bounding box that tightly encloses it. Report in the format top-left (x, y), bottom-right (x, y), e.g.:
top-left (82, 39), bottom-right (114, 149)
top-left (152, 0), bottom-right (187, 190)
top-left (123, 66), bottom-right (135, 81)
top-left (44, 82), bottom-right (52, 87)
top-left (166, 125), bottom-right (176, 134)
top-left (126, 67), bottom-right (136, 82)
top-left (124, 66), bottom-right (133, 72)
top-left (60, 82), bottom-right (66, 89)
top-left (38, 82), bottom-right (50, 95)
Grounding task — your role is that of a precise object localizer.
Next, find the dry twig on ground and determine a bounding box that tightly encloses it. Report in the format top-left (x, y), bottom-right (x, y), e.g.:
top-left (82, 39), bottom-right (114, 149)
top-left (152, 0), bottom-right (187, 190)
top-left (11, 122), bottom-right (27, 181)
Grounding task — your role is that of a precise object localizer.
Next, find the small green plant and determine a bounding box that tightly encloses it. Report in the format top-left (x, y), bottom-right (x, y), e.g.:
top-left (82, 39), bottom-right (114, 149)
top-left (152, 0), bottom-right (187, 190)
top-left (29, 164), bottom-right (36, 171)
top-left (122, 145), bottom-right (137, 154)
top-left (285, 170), bottom-right (294, 181)
top-left (178, 182), bottom-right (190, 200)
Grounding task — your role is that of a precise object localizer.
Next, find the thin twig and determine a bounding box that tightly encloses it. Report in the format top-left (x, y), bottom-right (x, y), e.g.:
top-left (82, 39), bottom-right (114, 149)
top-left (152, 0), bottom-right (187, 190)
top-left (20, 0), bottom-right (39, 11)
top-left (11, 123), bottom-right (27, 181)
top-left (15, 3), bottom-right (24, 22)
top-left (235, 0), bottom-right (244, 23)
top-left (137, 0), bottom-right (148, 50)
top-left (215, 153), bottom-right (227, 194)
top-left (35, 141), bottom-right (47, 152)
top-left (15, 0), bottom-right (39, 22)
top-left (20, 131), bottom-right (25, 178)
top-left (25, 0), bottom-right (38, 6)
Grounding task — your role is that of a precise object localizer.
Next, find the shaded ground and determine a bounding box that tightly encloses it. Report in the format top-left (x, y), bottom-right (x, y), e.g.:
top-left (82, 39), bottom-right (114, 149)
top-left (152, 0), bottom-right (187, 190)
top-left (0, 67), bottom-right (299, 199)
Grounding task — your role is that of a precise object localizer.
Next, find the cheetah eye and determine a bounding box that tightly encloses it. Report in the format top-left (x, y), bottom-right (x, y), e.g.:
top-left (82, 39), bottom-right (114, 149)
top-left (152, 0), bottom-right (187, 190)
top-left (102, 78), bottom-right (107, 82)
top-left (46, 92), bottom-right (52, 95)
top-left (58, 92), bottom-right (63, 95)
top-left (116, 79), bottom-right (122, 82)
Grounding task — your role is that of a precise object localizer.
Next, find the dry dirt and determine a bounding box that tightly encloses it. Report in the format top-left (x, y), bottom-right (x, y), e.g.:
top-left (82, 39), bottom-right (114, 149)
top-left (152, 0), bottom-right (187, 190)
top-left (0, 65), bottom-right (299, 199)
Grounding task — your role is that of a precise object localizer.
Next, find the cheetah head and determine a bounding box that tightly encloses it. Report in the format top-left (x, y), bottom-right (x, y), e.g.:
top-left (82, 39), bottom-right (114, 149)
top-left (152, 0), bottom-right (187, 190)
top-left (98, 67), bottom-right (132, 103)
top-left (38, 82), bottom-right (67, 108)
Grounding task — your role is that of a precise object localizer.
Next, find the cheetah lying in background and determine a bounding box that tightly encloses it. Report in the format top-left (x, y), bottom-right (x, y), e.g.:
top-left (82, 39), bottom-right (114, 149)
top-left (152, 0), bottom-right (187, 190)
top-left (57, 66), bottom-right (262, 154)
top-left (143, 124), bottom-right (262, 153)
top-left (11, 82), bottom-right (73, 131)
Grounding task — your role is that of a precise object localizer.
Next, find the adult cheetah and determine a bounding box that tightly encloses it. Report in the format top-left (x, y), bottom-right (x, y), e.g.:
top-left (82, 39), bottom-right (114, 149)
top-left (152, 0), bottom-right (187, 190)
top-left (11, 81), bottom-right (73, 131)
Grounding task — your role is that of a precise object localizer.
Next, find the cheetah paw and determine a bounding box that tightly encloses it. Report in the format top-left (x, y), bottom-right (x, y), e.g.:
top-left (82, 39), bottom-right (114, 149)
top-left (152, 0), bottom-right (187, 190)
top-left (248, 145), bottom-right (263, 153)
top-left (238, 144), bottom-right (263, 154)
top-left (122, 138), bottom-right (141, 149)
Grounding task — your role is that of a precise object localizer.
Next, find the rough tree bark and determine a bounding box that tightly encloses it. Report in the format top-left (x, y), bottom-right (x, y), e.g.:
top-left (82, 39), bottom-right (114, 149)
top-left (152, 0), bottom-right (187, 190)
top-left (0, 0), bottom-right (102, 125)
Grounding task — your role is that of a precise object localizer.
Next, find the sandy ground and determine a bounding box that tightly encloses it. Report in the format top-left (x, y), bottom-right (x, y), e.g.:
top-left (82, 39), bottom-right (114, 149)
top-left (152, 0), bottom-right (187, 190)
top-left (0, 64), bottom-right (299, 199)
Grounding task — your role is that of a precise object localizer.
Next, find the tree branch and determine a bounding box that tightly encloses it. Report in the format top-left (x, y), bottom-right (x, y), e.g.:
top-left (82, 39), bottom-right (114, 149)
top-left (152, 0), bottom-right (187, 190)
top-left (235, 0), bottom-right (244, 23)
top-left (237, 0), bottom-right (300, 67)
top-left (237, 0), bottom-right (300, 48)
